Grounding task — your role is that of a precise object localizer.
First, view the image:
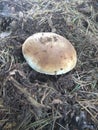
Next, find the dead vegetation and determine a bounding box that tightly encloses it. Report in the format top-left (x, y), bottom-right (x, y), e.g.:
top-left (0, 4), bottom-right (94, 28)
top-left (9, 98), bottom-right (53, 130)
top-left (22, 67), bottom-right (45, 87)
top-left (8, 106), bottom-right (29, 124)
top-left (0, 0), bottom-right (98, 130)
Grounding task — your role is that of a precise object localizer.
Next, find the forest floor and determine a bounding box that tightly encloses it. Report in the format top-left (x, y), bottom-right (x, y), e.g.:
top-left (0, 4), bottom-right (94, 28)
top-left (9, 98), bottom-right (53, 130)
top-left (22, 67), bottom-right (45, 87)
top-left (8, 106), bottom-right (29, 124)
top-left (0, 0), bottom-right (98, 130)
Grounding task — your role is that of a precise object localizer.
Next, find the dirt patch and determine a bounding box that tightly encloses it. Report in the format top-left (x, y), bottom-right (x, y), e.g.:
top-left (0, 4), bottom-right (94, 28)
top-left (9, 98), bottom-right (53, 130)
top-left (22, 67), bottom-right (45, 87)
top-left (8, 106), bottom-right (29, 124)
top-left (0, 0), bottom-right (98, 130)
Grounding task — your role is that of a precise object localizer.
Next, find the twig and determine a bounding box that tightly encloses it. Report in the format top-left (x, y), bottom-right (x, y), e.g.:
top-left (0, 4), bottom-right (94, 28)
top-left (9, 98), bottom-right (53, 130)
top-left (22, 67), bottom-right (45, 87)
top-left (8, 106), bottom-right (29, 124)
top-left (8, 76), bottom-right (48, 109)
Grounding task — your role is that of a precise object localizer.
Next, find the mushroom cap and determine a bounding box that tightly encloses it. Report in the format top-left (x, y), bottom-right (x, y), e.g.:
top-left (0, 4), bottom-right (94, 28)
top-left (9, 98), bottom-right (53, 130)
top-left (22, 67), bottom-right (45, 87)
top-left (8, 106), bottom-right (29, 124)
top-left (22, 32), bottom-right (77, 75)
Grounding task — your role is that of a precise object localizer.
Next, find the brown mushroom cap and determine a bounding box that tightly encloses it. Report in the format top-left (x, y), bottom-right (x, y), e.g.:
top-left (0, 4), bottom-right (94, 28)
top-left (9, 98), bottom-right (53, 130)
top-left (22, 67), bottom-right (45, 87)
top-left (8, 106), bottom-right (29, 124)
top-left (22, 32), bottom-right (77, 75)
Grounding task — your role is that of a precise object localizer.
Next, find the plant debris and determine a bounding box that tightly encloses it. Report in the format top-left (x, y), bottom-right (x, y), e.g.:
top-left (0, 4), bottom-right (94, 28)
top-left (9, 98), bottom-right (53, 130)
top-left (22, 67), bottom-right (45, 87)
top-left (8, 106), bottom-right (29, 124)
top-left (0, 0), bottom-right (98, 130)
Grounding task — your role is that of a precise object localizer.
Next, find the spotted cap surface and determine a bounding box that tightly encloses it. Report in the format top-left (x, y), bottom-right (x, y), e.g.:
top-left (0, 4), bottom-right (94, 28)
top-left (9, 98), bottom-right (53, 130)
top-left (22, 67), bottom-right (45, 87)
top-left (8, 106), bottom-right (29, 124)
top-left (22, 32), bottom-right (77, 75)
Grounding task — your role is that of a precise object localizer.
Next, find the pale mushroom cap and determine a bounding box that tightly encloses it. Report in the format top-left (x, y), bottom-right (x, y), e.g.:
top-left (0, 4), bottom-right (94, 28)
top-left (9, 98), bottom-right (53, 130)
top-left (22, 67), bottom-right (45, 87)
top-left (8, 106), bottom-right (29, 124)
top-left (22, 32), bottom-right (77, 75)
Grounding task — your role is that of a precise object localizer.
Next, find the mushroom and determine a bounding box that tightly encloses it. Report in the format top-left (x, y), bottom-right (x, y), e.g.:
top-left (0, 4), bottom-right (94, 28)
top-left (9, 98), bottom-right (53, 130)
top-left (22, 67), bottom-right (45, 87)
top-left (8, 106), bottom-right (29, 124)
top-left (22, 32), bottom-right (77, 75)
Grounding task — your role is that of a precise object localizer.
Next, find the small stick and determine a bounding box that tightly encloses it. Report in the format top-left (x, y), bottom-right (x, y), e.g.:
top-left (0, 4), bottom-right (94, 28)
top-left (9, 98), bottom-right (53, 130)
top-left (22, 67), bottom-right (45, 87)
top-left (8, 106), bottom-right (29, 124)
top-left (9, 76), bottom-right (47, 109)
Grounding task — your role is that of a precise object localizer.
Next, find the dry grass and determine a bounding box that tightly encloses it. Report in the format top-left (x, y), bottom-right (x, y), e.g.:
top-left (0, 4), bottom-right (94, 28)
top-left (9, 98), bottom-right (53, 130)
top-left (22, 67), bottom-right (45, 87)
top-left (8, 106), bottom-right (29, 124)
top-left (0, 0), bottom-right (98, 130)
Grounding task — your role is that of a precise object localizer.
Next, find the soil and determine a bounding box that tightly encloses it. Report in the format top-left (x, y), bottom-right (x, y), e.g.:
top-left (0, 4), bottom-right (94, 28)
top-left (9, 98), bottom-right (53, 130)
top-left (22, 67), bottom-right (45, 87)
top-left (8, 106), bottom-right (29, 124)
top-left (0, 0), bottom-right (98, 130)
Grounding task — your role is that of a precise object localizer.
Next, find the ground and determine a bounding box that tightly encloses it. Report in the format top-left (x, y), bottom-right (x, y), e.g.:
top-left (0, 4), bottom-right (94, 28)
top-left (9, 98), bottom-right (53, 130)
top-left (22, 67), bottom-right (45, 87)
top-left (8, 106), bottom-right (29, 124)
top-left (0, 0), bottom-right (98, 130)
